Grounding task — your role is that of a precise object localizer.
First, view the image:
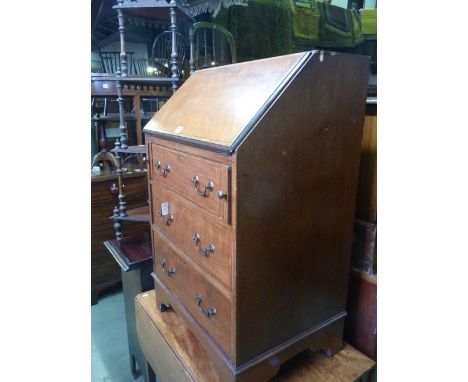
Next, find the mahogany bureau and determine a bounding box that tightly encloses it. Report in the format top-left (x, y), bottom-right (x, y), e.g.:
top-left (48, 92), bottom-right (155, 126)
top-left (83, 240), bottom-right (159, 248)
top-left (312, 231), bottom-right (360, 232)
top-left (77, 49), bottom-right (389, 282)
top-left (143, 51), bottom-right (369, 381)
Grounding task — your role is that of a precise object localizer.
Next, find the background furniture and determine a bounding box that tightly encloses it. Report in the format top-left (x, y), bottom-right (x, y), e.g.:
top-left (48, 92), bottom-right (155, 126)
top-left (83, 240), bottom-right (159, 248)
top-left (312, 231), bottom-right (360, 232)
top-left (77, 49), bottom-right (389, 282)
top-left (151, 30), bottom-right (188, 78)
top-left (105, 233), bottom-right (153, 380)
top-left (344, 98), bottom-right (377, 360)
top-left (91, 74), bottom-right (170, 240)
top-left (344, 269), bottom-right (377, 360)
top-left (112, 0), bottom-right (193, 94)
top-left (133, 58), bottom-right (151, 76)
top-left (91, 166), bottom-right (149, 305)
top-left (91, 97), bottom-right (118, 169)
top-left (189, 21), bottom-right (236, 73)
top-left (144, 51), bottom-right (369, 381)
top-left (100, 51), bottom-right (136, 74)
top-left (136, 290), bottom-right (377, 382)
top-left (91, 74), bottom-right (172, 149)
top-left (107, 0), bottom-right (194, 250)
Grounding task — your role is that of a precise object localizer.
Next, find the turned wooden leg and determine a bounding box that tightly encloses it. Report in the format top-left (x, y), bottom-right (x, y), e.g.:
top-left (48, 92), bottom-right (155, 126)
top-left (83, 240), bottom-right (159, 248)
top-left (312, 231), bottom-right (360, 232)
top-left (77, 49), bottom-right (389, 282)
top-left (323, 338), bottom-right (344, 358)
top-left (142, 361), bottom-right (151, 382)
top-left (147, 362), bottom-right (157, 382)
top-left (307, 316), bottom-right (345, 358)
top-left (91, 290), bottom-right (99, 306)
top-left (322, 319), bottom-right (345, 358)
top-left (156, 291), bottom-right (171, 313)
top-left (130, 354), bottom-right (138, 379)
top-left (158, 303), bottom-right (171, 313)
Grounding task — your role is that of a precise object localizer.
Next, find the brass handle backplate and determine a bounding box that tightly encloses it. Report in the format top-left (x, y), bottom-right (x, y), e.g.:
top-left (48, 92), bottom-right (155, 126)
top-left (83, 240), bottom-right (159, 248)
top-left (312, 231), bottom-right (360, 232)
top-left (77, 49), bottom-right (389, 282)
top-left (160, 258), bottom-right (176, 277)
top-left (191, 176), bottom-right (214, 197)
top-left (159, 210), bottom-right (173, 225)
top-left (194, 293), bottom-right (216, 318)
top-left (155, 161), bottom-right (171, 177)
top-left (192, 233), bottom-right (215, 257)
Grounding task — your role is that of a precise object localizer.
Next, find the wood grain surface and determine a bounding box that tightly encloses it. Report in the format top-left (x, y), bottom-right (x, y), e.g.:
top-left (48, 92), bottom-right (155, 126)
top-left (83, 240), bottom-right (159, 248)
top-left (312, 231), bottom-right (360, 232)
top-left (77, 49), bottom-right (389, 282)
top-left (152, 231), bottom-right (233, 358)
top-left (234, 51), bottom-right (369, 364)
top-left (149, 142), bottom-right (230, 221)
top-left (143, 53), bottom-right (307, 147)
top-left (144, 51), bottom-right (370, 379)
top-left (136, 290), bottom-right (376, 382)
top-left (355, 107), bottom-right (377, 222)
top-left (344, 269), bottom-right (377, 360)
top-left (150, 183), bottom-right (233, 289)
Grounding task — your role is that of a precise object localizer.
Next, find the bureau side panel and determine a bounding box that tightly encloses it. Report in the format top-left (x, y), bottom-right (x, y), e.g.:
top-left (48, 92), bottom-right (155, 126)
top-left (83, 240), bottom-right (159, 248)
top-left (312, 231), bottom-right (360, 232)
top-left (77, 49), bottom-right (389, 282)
top-left (235, 53), bottom-right (370, 364)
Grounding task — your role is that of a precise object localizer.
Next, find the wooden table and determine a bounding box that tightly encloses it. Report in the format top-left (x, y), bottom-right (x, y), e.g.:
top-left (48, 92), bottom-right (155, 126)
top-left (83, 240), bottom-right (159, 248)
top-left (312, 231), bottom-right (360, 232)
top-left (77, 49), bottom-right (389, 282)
top-left (135, 290), bottom-right (376, 382)
top-left (105, 233), bottom-right (153, 381)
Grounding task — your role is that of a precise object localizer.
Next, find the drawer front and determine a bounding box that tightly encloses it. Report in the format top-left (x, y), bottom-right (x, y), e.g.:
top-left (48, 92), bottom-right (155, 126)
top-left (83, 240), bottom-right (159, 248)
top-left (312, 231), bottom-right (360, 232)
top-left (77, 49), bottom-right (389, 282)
top-left (91, 176), bottom-right (147, 203)
top-left (149, 143), bottom-right (229, 221)
top-left (151, 183), bottom-right (232, 289)
top-left (153, 231), bottom-right (232, 357)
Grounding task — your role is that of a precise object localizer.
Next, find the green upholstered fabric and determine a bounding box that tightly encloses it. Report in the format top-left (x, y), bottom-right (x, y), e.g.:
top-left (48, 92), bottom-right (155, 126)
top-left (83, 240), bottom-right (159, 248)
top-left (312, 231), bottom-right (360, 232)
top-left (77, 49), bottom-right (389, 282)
top-left (360, 8), bottom-right (377, 35)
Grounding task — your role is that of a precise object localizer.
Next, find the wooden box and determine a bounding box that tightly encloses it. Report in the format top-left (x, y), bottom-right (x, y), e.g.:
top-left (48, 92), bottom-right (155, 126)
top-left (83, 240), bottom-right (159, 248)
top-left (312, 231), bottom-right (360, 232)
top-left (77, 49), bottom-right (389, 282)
top-left (143, 51), bottom-right (369, 381)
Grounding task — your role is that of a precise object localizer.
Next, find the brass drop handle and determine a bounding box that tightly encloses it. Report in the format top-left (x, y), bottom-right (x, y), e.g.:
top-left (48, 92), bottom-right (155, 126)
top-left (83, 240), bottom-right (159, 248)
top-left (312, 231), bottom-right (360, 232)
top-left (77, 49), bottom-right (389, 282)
top-left (191, 176), bottom-right (214, 197)
top-left (155, 161), bottom-right (171, 176)
top-left (192, 233), bottom-right (215, 257)
top-left (159, 209), bottom-right (173, 225)
top-left (194, 293), bottom-right (216, 318)
top-left (160, 258), bottom-right (176, 277)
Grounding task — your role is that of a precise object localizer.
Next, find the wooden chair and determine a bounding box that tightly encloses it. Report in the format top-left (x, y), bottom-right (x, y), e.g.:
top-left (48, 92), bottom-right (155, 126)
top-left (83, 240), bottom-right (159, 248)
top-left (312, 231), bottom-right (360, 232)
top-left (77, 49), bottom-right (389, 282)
top-left (151, 30), bottom-right (187, 78)
top-left (189, 22), bottom-right (236, 72)
top-left (91, 97), bottom-right (118, 169)
top-left (100, 51), bottom-right (135, 74)
top-left (133, 58), bottom-right (151, 76)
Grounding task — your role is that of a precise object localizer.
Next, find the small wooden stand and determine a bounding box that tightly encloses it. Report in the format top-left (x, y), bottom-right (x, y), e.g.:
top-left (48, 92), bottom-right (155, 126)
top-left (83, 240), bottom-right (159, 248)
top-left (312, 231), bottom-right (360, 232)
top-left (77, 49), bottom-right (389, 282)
top-left (105, 233), bottom-right (153, 380)
top-left (135, 290), bottom-right (376, 382)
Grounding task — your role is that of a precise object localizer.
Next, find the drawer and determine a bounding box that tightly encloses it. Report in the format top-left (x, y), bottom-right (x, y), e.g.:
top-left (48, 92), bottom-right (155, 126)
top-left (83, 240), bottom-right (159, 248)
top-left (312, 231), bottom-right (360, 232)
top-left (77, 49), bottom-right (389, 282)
top-left (151, 183), bottom-right (232, 290)
top-left (149, 143), bottom-right (230, 221)
top-left (153, 231), bottom-right (232, 357)
top-left (91, 175), bottom-right (147, 203)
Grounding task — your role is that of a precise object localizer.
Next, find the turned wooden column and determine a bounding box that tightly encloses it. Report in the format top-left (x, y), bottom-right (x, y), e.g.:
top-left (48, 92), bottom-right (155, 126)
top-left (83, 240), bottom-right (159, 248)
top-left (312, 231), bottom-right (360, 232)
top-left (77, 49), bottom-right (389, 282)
top-left (116, 79), bottom-right (128, 149)
top-left (169, 0), bottom-right (179, 93)
top-left (113, 206), bottom-right (123, 242)
top-left (189, 26), bottom-right (195, 75)
top-left (116, 0), bottom-right (128, 149)
top-left (117, 0), bottom-right (127, 77)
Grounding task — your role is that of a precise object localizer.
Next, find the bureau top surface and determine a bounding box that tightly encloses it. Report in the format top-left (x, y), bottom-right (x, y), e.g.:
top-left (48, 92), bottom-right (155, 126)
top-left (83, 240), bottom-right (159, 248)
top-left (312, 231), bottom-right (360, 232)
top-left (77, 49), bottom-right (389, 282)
top-left (143, 52), bottom-right (309, 152)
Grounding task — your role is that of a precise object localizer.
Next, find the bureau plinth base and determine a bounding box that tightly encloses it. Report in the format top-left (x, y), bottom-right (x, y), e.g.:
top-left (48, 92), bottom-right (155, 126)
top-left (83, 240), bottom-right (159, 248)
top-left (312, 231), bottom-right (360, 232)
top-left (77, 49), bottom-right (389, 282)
top-left (152, 272), bottom-right (348, 382)
top-left (136, 289), bottom-right (376, 382)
